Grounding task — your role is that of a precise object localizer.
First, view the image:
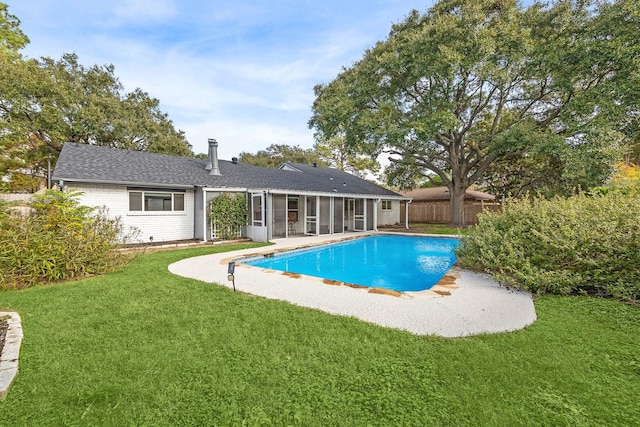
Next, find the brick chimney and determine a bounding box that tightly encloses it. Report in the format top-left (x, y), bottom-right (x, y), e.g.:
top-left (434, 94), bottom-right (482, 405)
top-left (205, 138), bottom-right (221, 176)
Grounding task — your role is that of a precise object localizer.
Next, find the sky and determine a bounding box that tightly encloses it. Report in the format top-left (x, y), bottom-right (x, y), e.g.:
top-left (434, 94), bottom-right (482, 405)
top-left (10, 0), bottom-right (437, 160)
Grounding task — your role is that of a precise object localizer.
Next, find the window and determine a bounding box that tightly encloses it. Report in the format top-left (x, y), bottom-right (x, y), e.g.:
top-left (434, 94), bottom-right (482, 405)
top-left (174, 193), bottom-right (185, 211)
top-left (381, 200), bottom-right (392, 211)
top-left (145, 192), bottom-right (172, 211)
top-left (129, 192), bottom-right (143, 211)
top-left (128, 190), bottom-right (185, 212)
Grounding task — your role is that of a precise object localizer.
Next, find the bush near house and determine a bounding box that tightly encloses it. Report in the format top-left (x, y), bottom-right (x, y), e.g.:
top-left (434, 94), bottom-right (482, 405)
top-left (0, 190), bottom-right (128, 289)
top-left (457, 191), bottom-right (640, 302)
top-left (209, 193), bottom-right (247, 240)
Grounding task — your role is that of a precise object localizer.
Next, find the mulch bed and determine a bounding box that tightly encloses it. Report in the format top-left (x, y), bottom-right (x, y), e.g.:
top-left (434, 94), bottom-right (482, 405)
top-left (0, 317), bottom-right (7, 359)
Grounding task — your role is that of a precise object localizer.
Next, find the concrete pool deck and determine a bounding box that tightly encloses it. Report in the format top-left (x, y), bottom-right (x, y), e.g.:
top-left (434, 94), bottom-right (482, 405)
top-left (168, 233), bottom-right (537, 337)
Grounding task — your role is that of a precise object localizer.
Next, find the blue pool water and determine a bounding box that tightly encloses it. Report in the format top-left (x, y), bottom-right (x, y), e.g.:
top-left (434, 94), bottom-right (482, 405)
top-left (243, 235), bottom-right (459, 292)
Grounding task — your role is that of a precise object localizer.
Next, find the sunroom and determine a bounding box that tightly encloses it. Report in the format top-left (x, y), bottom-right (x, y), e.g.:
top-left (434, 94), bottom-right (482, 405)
top-left (200, 189), bottom-right (406, 243)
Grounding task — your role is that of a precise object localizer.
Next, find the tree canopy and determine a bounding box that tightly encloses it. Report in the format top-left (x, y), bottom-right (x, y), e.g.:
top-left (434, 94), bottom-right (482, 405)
top-left (238, 144), bottom-right (326, 169)
top-left (313, 134), bottom-right (380, 179)
top-left (0, 4), bottom-right (192, 192)
top-left (0, 2), bottom-right (28, 61)
top-left (310, 0), bottom-right (640, 225)
top-left (480, 127), bottom-right (625, 199)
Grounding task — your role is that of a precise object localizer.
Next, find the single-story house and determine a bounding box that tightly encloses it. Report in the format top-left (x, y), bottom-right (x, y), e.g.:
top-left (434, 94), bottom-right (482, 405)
top-left (52, 139), bottom-right (410, 243)
top-left (399, 187), bottom-right (499, 225)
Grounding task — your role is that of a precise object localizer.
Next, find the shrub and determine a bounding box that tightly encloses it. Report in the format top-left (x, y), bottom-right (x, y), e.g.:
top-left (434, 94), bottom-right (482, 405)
top-left (209, 193), bottom-right (247, 240)
top-left (0, 190), bottom-right (129, 289)
top-left (457, 191), bottom-right (640, 302)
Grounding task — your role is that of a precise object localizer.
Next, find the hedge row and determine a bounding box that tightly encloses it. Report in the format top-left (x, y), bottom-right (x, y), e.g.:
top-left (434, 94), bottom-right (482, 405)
top-left (0, 190), bottom-right (129, 290)
top-left (457, 191), bottom-right (640, 302)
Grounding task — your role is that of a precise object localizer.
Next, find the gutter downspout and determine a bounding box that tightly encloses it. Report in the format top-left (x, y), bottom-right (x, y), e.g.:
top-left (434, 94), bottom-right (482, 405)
top-left (194, 186), bottom-right (198, 241)
top-left (316, 196), bottom-right (320, 236)
top-left (405, 199), bottom-right (412, 230)
top-left (201, 187), bottom-right (208, 242)
top-left (266, 190), bottom-right (272, 242)
top-left (374, 199), bottom-right (380, 232)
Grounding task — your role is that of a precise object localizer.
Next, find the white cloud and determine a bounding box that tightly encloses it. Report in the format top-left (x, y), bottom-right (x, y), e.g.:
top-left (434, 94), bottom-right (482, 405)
top-left (11, 0), bottom-right (436, 158)
top-left (185, 115), bottom-right (315, 159)
top-left (109, 0), bottom-right (177, 26)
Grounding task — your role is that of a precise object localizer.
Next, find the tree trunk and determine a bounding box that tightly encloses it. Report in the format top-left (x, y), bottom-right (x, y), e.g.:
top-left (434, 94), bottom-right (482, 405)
top-left (449, 186), bottom-right (467, 227)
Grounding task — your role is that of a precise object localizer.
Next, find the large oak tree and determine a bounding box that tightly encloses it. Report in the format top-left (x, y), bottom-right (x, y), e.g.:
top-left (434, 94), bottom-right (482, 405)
top-left (0, 4), bottom-right (192, 192)
top-left (310, 0), bottom-right (640, 225)
top-left (313, 134), bottom-right (380, 179)
top-left (0, 2), bottom-right (28, 61)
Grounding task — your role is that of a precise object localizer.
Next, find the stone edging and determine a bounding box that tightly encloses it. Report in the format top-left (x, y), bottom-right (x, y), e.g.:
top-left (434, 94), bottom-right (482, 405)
top-left (0, 312), bottom-right (22, 400)
top-left (229, 232), bottom-right (461, 299)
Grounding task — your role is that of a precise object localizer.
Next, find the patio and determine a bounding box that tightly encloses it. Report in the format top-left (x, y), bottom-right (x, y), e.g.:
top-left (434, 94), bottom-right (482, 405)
top-left (169, 233), bottom-right (537, 337)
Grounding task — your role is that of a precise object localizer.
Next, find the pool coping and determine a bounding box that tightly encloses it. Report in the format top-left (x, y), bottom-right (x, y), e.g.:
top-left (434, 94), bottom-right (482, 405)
top-left (230, 232), bottom-right (460, 299)
top-left (168, 232), bottom-right (537, 337)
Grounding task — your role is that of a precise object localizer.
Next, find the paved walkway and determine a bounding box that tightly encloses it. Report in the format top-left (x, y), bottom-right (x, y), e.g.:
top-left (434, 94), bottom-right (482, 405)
top-left (168, 233), bottom-right (537, 337)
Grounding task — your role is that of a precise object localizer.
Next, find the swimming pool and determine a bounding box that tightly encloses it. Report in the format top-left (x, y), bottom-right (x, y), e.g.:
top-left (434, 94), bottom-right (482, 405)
top-left (243, 235), bottom-right (459, 292)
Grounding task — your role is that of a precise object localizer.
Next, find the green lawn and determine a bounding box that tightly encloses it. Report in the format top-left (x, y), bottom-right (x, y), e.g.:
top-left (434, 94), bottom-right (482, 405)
top-left (1, 243), bottom-right (638, 426)
top-left (381, 223), bottom-right (471, 235)
top-left (409, 223), bottom-right (472, 235)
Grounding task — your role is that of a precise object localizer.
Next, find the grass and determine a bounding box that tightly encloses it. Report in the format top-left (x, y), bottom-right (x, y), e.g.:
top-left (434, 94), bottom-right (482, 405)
top-left (406, 223), bottom-right (471, 235)
top-left (379, 223), bottom-right (470, 235)
top-left (1, 242), bottom-right (639, 425)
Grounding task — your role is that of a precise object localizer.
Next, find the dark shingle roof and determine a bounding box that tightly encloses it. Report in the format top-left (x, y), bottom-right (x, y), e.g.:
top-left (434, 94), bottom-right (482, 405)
top-left (52, 143), bottom-right (404, 198)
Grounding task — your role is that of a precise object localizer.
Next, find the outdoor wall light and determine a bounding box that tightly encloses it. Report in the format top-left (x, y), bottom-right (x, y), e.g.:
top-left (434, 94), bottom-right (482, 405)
top-left (227, 261), bottom-right (236, 292)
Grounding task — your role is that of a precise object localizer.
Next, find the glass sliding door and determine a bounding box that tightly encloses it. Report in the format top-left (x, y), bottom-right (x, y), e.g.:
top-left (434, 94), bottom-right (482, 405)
top-left (366, 199), bottom-right (374, 230)
top-left (319, 197), bottom-right (331, 234)
top-left (333, 197), bottom-right (344, 233)
top-left (345, 199), bottom-right (355, 231)
top-left (305, 196), bottom-right (317, 235)
top-left (272, 194), bottom-right (286, 238)
top-left (354, 199), bottom-right (365, 231)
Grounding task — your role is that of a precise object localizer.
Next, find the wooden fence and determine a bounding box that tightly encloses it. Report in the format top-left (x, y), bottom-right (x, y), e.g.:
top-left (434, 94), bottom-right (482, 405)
top-left (0, 193), bottom-right (33, 216)
top-left (0, 194), bottom-right (32, 203)
top-left (401, 201), bottom-right (501, 225)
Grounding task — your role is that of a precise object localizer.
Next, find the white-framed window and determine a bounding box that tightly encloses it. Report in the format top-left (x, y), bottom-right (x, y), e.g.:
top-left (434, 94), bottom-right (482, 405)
top-left (128, 190), bottom-right (185, 212)
top-left (381, 200), bottom-right (392, 211)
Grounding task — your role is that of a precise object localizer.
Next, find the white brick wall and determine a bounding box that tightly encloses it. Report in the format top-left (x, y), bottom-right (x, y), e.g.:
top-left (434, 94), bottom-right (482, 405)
top-left (377, 200), bottom-right (401, 226)
top-left (68, 183), bottom-right (195, 243)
